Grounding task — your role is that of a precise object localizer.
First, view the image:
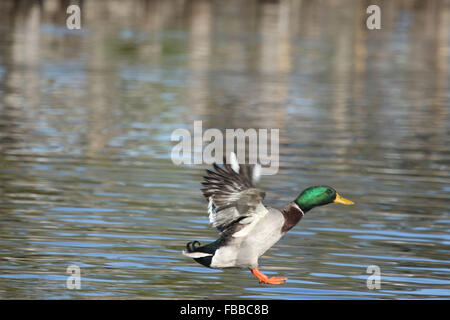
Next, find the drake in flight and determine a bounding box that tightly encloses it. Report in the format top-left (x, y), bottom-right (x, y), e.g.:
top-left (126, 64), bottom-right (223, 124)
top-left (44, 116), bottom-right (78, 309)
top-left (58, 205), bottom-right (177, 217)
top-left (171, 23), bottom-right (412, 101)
top-left (183, 153), bottom-right (354, 284)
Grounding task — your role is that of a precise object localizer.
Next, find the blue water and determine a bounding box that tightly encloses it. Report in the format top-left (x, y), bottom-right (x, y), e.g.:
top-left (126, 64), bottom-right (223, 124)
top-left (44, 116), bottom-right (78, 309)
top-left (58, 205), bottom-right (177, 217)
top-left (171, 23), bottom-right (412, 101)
top-left (0, 0), bottom-right (449, 299)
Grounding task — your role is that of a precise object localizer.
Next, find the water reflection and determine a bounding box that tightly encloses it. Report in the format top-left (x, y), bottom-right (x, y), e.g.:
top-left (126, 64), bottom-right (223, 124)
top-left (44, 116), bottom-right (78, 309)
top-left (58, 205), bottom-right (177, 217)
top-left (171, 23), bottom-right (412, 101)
top-left (0, 0), bottom-right (449, 299)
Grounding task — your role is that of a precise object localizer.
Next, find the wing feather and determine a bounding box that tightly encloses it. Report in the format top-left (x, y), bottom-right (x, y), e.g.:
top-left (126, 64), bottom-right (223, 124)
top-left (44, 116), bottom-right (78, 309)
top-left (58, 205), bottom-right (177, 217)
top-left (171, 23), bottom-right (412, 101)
top-left (201, 152), bottom-right (267, 233)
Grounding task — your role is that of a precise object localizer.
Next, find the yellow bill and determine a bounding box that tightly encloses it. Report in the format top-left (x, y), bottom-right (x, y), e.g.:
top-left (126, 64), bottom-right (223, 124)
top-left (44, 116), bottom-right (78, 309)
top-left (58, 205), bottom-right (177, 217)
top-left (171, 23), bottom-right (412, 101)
top-left (334, 193), bottom-right (355, 205)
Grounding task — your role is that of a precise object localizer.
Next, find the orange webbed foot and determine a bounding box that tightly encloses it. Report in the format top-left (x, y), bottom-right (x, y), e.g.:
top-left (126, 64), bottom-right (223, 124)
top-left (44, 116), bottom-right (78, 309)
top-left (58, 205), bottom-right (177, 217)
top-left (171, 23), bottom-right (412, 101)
top-left (250, 268), bottom-right (287, 285)
top-left (259, 276), bottom-right (287, 285)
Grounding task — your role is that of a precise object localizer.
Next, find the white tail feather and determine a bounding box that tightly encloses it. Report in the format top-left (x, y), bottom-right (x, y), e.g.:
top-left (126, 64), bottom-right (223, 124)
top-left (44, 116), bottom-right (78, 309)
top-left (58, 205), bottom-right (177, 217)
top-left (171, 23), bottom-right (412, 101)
top-left (182, 250), bottom-right (213, 258)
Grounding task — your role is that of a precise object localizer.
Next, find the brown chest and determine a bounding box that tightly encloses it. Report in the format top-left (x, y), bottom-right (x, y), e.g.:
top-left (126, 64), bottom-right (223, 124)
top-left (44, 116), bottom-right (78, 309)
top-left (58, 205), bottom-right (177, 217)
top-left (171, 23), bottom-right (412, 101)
top-left (281, 202), bottom-right (304, 233)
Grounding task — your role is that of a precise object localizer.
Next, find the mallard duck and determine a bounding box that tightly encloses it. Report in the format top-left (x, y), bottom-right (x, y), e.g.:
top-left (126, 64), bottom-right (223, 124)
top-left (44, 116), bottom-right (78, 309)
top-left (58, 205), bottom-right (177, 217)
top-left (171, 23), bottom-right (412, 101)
top-left (183, 152), bottom-right (354, 284)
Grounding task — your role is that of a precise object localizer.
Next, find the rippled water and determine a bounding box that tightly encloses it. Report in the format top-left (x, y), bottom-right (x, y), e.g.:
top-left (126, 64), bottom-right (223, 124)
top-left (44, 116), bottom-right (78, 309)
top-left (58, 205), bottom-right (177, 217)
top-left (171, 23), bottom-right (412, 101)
top-left (0, 0), bottom-right (449, 299)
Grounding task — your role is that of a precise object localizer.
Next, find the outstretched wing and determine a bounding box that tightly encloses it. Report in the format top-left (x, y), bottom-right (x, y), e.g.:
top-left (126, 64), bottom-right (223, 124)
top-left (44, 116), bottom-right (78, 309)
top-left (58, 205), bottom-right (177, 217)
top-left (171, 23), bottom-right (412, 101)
top-left (200, 153), bottom-right (267, 237)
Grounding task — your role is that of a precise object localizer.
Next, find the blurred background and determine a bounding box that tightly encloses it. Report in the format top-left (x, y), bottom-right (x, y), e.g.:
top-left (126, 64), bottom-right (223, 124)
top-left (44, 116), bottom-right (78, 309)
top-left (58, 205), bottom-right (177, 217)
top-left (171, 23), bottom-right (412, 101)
top-left (0, 0), bottom-right (449, 299)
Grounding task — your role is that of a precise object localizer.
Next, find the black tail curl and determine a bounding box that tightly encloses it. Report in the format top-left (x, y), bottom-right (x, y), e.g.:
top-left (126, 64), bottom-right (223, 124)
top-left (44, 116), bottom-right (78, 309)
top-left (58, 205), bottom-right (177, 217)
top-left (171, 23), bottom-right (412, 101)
top-left (186, 241), bottom-right (201, 253)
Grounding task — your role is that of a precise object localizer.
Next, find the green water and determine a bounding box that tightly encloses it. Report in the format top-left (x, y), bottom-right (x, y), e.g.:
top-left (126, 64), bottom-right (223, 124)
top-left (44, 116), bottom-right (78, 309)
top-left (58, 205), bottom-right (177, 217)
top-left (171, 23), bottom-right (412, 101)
top-left (0, 0), bottom-right (449, 299)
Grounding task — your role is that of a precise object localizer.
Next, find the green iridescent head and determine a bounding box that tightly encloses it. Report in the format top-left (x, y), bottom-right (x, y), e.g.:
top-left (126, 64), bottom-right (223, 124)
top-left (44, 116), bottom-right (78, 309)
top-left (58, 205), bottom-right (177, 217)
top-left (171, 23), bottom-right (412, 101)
top-left (294, 186), bottom-right (354, 213)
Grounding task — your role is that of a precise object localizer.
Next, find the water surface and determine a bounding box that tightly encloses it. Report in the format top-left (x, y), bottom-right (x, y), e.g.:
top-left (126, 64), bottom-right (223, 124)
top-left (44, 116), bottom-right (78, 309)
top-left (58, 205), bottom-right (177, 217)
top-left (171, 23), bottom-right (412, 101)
top-left (0, 0), bottom-right (449, 299)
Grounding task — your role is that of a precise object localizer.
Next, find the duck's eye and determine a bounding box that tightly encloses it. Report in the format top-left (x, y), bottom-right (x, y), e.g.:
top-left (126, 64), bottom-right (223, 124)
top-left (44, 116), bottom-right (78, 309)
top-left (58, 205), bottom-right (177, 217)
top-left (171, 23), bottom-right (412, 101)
top-left (326, 189), bottom-right (333, 195)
